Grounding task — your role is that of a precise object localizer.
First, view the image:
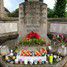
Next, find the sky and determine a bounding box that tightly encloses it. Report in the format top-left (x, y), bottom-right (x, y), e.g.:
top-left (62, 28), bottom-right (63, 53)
top-left (4, 0), bottom-right (55, 12)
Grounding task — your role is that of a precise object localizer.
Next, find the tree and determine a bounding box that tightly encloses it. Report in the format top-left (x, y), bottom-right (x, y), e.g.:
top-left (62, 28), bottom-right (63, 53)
top-left (47, 8), bottom-right (54, 18)
top-left (54, 0), bottom-right (66, 18)
top-left (8, 8), bottom-right (19, 17)
top-left (65, 11), bottom-right (67, 17)
top-left (4, 7), bottom-right (10, 13)
top-left (13, 8), bottom-right (19, 17)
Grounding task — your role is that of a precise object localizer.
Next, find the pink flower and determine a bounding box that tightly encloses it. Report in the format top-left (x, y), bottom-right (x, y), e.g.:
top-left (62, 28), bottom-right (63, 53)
top-left (59, 34), bottom-right (64, 39)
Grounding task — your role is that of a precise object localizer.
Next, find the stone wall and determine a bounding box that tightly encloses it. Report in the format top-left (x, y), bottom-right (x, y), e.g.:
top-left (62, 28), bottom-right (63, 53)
top-left (0, 20), bottom-right (18, 37)
top-left (50, 22), bottom-right (67, 34)
top-left (0, 18), bottom-right (67, 37)
top-left (48, 18), bottom-right (67, 34)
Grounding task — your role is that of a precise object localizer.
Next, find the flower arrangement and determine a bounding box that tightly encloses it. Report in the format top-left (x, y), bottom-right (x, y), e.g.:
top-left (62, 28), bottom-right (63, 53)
top-left (47, 33), bottom-right (67, 46)
top-left (3, 48), bottom-right (64, 65)
top-left (20, 48), bottom-right (47, 56)
top-left (19, 31), bottom-right (46, 46)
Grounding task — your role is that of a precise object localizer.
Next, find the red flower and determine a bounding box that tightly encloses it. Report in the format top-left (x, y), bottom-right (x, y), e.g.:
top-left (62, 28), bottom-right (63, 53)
top-left (26, 31), bottom-right (41, 39)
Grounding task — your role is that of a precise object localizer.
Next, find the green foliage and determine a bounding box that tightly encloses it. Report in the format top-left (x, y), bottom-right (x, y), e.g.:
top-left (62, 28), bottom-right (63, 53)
top-left (22, 38), bottom-right (45, 46)
top-left (0, 63), bottom-right (3, 67)
top-left (8, 8), bottom-right (19, 17)
top-left (65, 11), bottom-right (67, 17)
top-left (22, 39), bottom-right (32, 46)
top-left (7, 0), bottom-right (67, 18)
top-left (54, 0), bottom-right (66, 18)
top-left (4, 7), bottom-right (10, 13)
top-left (47, 8), bottom-right (54, 18)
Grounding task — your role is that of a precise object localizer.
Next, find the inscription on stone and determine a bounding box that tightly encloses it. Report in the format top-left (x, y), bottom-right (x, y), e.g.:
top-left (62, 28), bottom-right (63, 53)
top-left (26, 24), bottom-right (40, 32)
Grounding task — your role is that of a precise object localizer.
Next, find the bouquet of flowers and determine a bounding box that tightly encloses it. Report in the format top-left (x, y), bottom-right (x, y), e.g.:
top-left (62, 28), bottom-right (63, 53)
top-left (47, 33), bottom-right (67, 46)
top-left (19, 31), bottom-right (46, 46)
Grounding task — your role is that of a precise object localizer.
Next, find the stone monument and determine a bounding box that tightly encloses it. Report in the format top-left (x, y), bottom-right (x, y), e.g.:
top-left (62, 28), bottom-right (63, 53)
top-left (0, 0), bottom-right (5, 18)
top-left (18, 0), bottom-right (47, 39)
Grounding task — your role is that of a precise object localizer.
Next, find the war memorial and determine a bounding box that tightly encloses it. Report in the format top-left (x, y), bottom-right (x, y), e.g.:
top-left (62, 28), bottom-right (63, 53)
top-left (0, 0), bottom-right (67, 67)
